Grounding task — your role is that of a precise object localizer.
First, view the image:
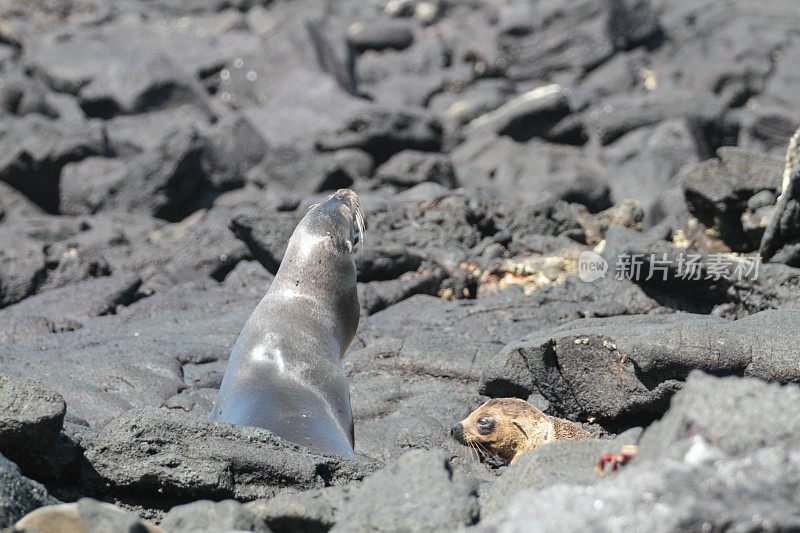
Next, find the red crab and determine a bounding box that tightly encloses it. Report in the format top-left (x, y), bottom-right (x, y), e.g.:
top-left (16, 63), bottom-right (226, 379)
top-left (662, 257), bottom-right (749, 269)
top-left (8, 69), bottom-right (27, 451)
top-left (596, 445), bottom-right (638, 476)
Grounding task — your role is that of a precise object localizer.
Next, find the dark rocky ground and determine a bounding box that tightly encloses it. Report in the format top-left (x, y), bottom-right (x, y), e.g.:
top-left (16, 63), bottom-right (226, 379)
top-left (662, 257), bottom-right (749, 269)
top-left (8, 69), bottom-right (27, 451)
top-left (1, 0), bottom-right (800, 531)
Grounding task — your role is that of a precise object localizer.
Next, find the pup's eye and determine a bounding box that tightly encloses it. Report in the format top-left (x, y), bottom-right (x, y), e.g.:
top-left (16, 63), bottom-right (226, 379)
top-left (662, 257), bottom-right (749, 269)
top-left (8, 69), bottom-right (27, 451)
top-left (352, 231), bottom-right (360, 246)
top-left (476, 416), bottom-right (496, 435)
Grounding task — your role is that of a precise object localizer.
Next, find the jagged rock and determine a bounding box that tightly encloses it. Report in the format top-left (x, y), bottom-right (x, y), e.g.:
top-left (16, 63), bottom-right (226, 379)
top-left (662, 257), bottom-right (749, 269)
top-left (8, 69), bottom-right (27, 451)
top-left (606, 0), bottom-right (661, 50)
top-left (159, 499), bottom-right (267, 533)
top-left (480, 430), bottom-right (642, 516)
top-left (586, 91), bottom-right (726, 145)
top-left (637, 371), bottom-right (800, 460)
top-left (474, 373), bottom-right (800, 532)
top-left (358, 274), bottom-right (659, 349)
top-left (331, 450), bottom-right (479, 532)
top-left (357, 193), bottom-right (490, 270)
top-left (81, 408), bottom-right (378, 503)
top-left (143, 208), bottom-right (252, 285)
top-left (249, 146), bottom-right (371, 195)
top-left (316, 107), bottom-right (442, 163)
top-left (354, 34), bottom-right (450, 107)
top-left (499, 198), bottom-right (585, 245)
top-left (555, 175), bottom-right (614, 214)
top-left (0, 316), bottom-right (59, 344)
top-left (574, 199), bottom-right (643, 246)
top-left (428, 79), bottom-right (512, 127)
top-left (0, 303), bottom-right (248, 427)
top-left (92, 128), bottom-right (210, 221)
top-left (374, 150), bottom-right (457, 188)
top-left (0, 374), bottom-right (66, 474)
top-left (473, 443), bottom-right (800, 532)
top-left (0, 273), bottom-right (141, 329)
top-left (346, 329), bottom-right (499, 461)
top-left (0, 230), bottom-right (47, 308)
top-left (40, 241), bottom-right (111, 292)
top-left (78, 53), bottom-right (209, 119)
top-left (0, 453), bottom-right (58, 529)
top-left (203, 114), bottom-right (269, 190)
top-left (346, 20), bottom-right (415, 52)
top-left (465, 84), bottom-right (585, 144)
top-left (222, 260), bottom-right (274, 297)
top-left (480, 309), bottom-right (800, 428)
top-left (105, 105), bottom-right (210, 157)
top-left (452, 135), bottom-right (602, 205)
top-left (0, 183), bottom-right (44, 220)
top-left (358, 266), bottom-right (446, 314)
top-left (59, 157), bottom-right (129, 216)
top-left (599, 224), bottom-right (800, 316)
top-left (737, 106), bottom-right (800, 156)
top-left (0, 115), bottom-right (106, 213)
top-left (245, 485), bottom-right (354, 533)
top-left (229, 210), bottom-right (300, 273)
top-left (496, 0), bottom-right (660, 81)
top-left (600, 118), bottom-right (703, 219)
top-left (355, 246), bottom-right (427, 282)
top-left (684, 147), bottom-right (783, 250)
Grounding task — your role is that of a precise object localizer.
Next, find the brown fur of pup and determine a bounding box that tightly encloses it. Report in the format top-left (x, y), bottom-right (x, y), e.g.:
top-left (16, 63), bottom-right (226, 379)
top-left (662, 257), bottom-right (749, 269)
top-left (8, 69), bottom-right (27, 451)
top-left (450, 398), bottom-right (591, 463)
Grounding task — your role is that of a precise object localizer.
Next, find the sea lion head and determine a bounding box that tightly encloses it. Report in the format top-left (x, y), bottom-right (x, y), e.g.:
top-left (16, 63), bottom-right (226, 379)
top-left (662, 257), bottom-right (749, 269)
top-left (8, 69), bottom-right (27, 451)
top-left (450, 398), bottom-right (546, 461)
top-left (274, 189), bottom-right (365, 342)
top-left (299, 188), bottom-right (365, 257)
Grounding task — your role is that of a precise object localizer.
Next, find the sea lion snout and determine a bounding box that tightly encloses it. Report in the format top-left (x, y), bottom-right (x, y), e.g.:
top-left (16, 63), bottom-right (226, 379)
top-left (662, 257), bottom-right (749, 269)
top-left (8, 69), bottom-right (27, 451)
top-left (450, 423), bottom-right (466, 444)
top-left (329, 188), bottom-right (359, 210)
top-left (314, 188), bottom-right (365, 251)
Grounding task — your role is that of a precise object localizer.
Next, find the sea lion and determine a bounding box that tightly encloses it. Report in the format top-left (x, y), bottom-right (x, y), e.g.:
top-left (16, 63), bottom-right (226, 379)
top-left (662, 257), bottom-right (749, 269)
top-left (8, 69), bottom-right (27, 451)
top-left (15, 501), bottom-right (164, 533)
top-left (450, 398), bottom-right (591, 463)
top-left (210, 189), bottom-right (365, 458)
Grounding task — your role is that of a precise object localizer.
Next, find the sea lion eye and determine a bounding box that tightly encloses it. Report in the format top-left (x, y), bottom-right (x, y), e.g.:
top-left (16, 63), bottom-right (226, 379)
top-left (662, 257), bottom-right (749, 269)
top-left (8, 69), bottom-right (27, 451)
top-left (476, 416), bottom-right (496, 435)
top-left (352, 231), bottom-right (359, 246)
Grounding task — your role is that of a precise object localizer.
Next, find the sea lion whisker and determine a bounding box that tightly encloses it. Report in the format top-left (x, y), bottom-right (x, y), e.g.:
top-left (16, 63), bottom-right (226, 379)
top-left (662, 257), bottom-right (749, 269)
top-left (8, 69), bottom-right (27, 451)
top-left (353, 196), bottom-right (366, 245)
top-left (473, 440), bottom-right (491, 457)
top-left (467, 441), bottom-right (481, 463)
top-left (472, 443), bottom-right (483, 463)
top-left (468, 437), bottom-right (489, 461)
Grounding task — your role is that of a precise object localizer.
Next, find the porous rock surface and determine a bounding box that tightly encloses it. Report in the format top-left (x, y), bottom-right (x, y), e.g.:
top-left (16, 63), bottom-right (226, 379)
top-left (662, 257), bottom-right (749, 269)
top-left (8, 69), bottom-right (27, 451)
top-left (0, 0), bottom-right (799, 531)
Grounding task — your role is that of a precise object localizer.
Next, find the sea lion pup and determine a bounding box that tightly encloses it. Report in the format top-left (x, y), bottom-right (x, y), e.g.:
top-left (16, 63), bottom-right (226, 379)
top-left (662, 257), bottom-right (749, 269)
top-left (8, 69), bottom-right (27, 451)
top-left (450, 398), bottom-right (591, 463)
top-left (210, 189), bottom-right (365, 459)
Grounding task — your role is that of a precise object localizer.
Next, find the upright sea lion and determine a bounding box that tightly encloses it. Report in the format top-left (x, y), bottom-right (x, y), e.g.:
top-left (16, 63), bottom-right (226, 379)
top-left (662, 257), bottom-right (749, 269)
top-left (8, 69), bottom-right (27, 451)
top-left (210, 189), bottom-right (365, 458)
top-left (450, 398), bottom-right (590, 463)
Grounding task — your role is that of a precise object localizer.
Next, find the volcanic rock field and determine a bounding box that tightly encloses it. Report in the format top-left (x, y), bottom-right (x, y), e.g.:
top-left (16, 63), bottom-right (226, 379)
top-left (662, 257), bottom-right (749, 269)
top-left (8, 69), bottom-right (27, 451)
top-left (1, 0), bottom-right (800, 531)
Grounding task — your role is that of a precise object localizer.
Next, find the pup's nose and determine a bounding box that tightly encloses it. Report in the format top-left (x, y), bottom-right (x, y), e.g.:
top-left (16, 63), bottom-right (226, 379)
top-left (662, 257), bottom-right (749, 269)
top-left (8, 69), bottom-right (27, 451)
top-left (450, 423), bottom-right (464, 442)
